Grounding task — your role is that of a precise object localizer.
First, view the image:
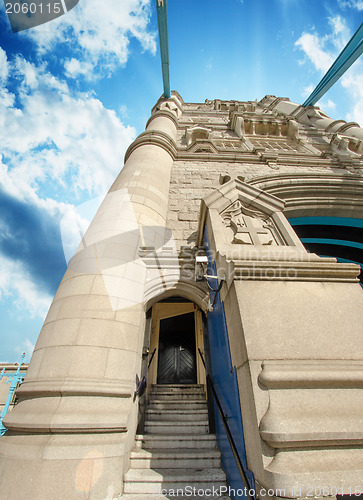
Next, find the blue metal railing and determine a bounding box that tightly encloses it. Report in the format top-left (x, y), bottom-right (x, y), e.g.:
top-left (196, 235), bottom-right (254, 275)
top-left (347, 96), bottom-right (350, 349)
top-left (0, 353), bottom-right (26, 435)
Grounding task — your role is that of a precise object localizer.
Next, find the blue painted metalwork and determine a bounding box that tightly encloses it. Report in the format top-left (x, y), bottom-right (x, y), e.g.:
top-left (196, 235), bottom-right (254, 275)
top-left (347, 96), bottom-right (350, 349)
top-left (203, 228), bottom-right (254, 500)
top-left (289, 216), bottom-right (363, 228)
top-left (303, 21), bottom-right (363, 106)
top-left (0, 353), bottom-right (26, 436)
top-left (300, 238), bottom-right (363, 250)
top-left (289, 215), bottom-right (363, 286)
top-left (155, 0), bottom-right (171, 98)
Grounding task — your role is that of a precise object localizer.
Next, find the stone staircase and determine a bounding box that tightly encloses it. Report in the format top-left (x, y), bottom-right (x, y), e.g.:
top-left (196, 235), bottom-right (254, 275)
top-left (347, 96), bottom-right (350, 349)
top-left (122, 384), bottom-right (230, 499)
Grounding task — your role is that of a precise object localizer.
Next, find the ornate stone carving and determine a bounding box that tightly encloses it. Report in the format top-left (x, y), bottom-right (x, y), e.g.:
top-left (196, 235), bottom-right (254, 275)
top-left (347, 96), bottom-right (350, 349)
top-left (221, 200), bottom-right (279, 245)
top-left (330, 133), bottom-right (363, 158)
top-left (229, 111), bottom-right (319, 154)
top-left (156, 100), bottom-right (181, 118)
top-left (185, 125), bottom-right (212, 147)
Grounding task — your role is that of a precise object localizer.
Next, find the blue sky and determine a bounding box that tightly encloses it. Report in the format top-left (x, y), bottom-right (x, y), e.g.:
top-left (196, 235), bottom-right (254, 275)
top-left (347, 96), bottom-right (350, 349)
top-left (0, 0), bottom-right (362, 362)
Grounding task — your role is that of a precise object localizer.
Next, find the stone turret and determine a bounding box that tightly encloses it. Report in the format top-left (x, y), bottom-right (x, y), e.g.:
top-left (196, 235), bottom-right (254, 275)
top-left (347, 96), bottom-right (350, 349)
top-left (0, 93), bottom-right (183, 500)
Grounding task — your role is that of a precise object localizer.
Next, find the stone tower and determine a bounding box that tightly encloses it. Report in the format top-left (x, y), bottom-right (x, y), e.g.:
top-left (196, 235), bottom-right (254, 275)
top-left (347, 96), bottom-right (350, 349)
top-left (0, 92), bottom-right (362, 499)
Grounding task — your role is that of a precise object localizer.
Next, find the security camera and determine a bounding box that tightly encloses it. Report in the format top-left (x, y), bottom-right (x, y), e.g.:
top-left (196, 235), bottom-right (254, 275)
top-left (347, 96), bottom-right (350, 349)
top-left (195, 255), bottom-right (208, 281)
top-left (195, 255), bottom-right (208, 264)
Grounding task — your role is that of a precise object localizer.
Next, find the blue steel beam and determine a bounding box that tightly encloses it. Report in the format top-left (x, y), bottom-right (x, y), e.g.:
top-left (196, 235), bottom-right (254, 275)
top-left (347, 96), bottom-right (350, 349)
top-left (303, 21), bottom-right (363, 107)
top-left (156, 0), bottom-right (170, 98)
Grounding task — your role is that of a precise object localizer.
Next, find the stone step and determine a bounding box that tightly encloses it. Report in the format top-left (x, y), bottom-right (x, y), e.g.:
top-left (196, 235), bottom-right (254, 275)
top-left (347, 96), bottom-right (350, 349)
top-left (125, 386), bottom-right (229, 499)
top-left (135, 434), bottom-right (217, 450)
top-left (150, 384), bottom-right (205, 392)
top-left (123, 468), bottom-right (227, 494)
top-left (148, 401), bottom-right (207, 411)
top-left (130, 448), bottom-right (221, 469)
top-left (145, 421), bottom-right (209, 434)
top-left (146, 409), bottom-right (208, 422)
top-left (149, 392), bottom-right (206, 400)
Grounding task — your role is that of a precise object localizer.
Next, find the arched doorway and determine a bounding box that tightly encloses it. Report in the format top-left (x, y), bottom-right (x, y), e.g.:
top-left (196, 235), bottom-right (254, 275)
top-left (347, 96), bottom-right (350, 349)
top-left (157, 311), bottom-right (196, 384)
top-left (146, 298), bottom-right (206, 388)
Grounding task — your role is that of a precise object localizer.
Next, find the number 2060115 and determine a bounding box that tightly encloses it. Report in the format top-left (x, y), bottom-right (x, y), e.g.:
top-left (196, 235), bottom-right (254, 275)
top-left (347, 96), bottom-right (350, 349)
top-left (5, 2), bottom-right (62, 14)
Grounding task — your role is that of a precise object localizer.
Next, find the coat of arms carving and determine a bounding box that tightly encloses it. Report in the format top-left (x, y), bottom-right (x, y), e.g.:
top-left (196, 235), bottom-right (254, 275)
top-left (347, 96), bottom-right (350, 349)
top-left (221, 200), bottom-right (281, 245)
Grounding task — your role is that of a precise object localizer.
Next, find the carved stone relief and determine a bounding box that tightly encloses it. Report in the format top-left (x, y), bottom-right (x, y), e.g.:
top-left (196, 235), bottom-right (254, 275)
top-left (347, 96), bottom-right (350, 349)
top-left (220, 200), bottom-right (281, 246)
top-left (156, 100), bottom-right (181, 118)
top-left (330, 133), bottom-right (363, 158)
top-left (185, 126), bottom-right (212, 147)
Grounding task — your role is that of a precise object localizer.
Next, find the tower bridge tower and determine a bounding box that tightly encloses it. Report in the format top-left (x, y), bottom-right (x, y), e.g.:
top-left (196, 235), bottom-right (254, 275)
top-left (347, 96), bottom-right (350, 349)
top-left (0, 92), bottom-right (362, 499)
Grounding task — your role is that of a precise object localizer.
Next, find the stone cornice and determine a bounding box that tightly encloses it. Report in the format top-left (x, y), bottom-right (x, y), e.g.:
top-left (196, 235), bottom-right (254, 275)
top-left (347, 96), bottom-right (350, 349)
top-left (259, 360), bottom-right (363, 389)
top-left (4, 421), bottom-right (128, 434)
top-left (232, 259), bottom-right (360, 282)
top-left (16, 378), bottom-right (133, 398)
top-left (146, 109), bottom-right (179, 129)
top-left (175, 150), bottom-right (349, 168)
top-left (248, 173), bottom-right (363, 216)
top-left (0, 363), bottom-right (28, 371)
top-left (258, 360), bottom-right (363, 449)
top-left (124, 129), bottom-right (178, 162)
top-left (250, 172), bottom-right (363, 191)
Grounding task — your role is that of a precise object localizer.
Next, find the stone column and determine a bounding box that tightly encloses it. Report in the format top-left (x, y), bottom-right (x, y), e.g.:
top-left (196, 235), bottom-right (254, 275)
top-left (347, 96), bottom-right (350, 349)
top-left (0, 94), bottom-right (181, 500)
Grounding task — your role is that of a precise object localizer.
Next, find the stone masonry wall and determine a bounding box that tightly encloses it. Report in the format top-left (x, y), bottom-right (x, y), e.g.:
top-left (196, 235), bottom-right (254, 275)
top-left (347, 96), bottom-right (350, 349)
top-left (164, 95), bottom-right (363, 247)
top-left (166, 159), bottom-right (351, 247)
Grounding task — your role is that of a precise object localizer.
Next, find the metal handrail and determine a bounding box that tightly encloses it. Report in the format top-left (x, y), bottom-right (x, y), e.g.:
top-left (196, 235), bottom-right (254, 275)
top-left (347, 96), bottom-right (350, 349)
top-left (198, 348), bottom-right (206, 368)
top-left (135, 348), bottom-right (157, 398)
top-left (198, 349), bottom-right (254, 500)
top-left (148, 348), bottom-right (157, 369)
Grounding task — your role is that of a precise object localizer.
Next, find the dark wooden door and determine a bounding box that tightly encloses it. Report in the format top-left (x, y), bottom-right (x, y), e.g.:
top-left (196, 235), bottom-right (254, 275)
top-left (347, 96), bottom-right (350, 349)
top-left (157, 312), bottom-right (197, 384)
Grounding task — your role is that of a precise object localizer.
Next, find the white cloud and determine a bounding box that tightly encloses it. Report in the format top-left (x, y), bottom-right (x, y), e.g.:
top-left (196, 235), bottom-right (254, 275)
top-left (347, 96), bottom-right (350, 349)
top-left (23, 0), bottom-right (157, 79)
top-left (295, 33), bottom-right (334, 73)
top-left (64, 58), bottom-right (94, 79)
top-left (60, 195), bottom-right (104, 264)
top-left (0, 49), bottom-right (15, 109)
top-left (319, 99), bottom-right (336, 111)
top-left (328, 16), bottom-right (351, 51)
top-left (341, 71), bottom-right (363, 126)
top-left (0, 48), bottom-right (9, 83)
top-left (338, 0), bottom-right (363, 10)
top-left (302, 84), bottom-right (314, 97)
top-left (15, 338), bottom-right (35, 361)
top-left (0, 57), bottom-right (136, 196)
top-left (0, 255), bottom-right (52, 318)
top-left (330, 16), bottom-right (345, 36)
top-left (295, 16), bottom-right (350, 74)
top-left (0, 56), bottom-right (138, 318)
